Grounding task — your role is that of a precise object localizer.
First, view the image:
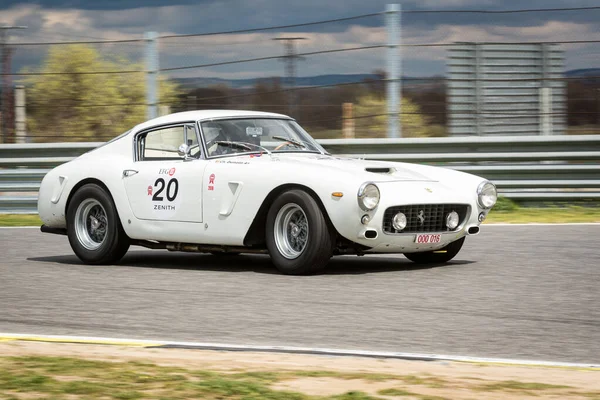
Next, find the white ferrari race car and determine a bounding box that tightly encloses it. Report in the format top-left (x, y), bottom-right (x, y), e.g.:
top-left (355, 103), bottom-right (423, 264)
top-left (38, 110), bottom-right (497, 274)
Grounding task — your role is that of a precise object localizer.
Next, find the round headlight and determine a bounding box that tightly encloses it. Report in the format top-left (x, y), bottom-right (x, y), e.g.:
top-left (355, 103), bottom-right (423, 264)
top-left (446, 211), bottom-right (460, 230)
top-left (357, 183), bottom-right (380, 211)
top-left (477, 181), bottom-right (497, 209)
top-left (392, 212), bottom-right (407, 231)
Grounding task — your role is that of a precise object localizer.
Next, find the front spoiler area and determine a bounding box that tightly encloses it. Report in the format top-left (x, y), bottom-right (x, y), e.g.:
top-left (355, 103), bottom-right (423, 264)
top-left (348, 208), bottom-right (485, 254)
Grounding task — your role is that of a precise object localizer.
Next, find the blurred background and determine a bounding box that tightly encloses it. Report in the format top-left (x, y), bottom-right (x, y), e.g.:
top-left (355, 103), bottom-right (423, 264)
top-left (0, 0), bottom-right (599, 143)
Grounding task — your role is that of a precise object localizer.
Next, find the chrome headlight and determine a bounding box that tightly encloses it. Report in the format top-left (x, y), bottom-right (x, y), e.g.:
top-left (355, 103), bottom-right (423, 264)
top-left (477, 181), bottom-right (497, 209)
top-left (357, 182), bottom-right (380, 211)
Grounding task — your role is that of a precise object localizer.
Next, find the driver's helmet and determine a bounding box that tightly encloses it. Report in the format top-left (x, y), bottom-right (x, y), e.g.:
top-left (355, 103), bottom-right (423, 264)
top-left (203, 125), bottom-right (223, 143)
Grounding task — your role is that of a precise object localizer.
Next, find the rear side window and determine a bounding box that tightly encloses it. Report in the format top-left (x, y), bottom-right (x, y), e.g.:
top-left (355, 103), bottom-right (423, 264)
top-left (139, 124), bottom-right (200, 161)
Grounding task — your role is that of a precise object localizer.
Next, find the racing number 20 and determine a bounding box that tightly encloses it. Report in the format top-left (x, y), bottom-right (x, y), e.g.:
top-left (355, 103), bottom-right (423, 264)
top-left (152, 178), bottom-right (179, 201)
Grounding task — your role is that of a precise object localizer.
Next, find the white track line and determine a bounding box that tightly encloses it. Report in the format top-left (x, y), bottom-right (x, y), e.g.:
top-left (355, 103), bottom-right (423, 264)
top-left (1, 333), bottom-right (597, 369)
top-left (484, 223), bottom-right (600, 226)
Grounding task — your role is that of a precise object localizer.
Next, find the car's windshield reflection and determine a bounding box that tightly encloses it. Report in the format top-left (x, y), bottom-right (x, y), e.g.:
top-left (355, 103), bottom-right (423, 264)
top-left (200, 118), bottom-right (325, 157)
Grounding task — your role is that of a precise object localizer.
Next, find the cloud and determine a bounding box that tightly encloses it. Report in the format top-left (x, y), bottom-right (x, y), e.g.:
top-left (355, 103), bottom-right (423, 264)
top-left (2, 1), bottom-right (599, 81)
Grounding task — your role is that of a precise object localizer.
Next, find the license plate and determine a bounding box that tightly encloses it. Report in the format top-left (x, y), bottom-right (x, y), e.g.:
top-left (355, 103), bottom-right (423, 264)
top-left (415, 234), bottom-right (441, 244)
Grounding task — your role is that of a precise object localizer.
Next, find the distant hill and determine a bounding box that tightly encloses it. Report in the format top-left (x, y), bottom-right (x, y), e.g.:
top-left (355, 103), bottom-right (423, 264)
top-left (173, 69), bottom-right (597, 90)
top-left (174, 74), bottom-right (380, 89)
top-left (565, 68), bottom-right (600, 78)
top-left (173, 73), bottom-right (442, 89)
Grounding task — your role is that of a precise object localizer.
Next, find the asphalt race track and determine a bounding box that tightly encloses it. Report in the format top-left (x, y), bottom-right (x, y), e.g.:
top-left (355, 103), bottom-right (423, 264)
top-left (1, 225), bottom-right (599, 363)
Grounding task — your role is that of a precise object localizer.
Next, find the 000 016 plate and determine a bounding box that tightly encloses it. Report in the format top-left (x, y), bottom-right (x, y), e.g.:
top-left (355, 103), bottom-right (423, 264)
top-left (415, 234), bottom-right (442, 244)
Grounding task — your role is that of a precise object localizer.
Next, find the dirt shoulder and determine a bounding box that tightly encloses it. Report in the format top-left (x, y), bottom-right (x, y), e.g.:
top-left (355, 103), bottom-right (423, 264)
top-left (1, 340), bottom-right (599, 400)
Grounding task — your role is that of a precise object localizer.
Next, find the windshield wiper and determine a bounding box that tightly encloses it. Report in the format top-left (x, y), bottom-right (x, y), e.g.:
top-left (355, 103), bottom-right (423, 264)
top-left (214, 141), bottom-right (272, 155)
top-left (214, 141), bottom-right (253, 151)
top-left (272, 135), bottom-right (306, 149)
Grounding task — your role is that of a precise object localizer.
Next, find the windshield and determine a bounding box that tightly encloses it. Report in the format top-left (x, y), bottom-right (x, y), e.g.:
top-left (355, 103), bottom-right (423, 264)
top-left (200, 118), bottom-right (325, 157)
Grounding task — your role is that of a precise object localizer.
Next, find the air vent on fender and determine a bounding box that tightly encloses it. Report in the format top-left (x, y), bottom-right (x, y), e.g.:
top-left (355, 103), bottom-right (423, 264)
top-left (365, 167), bottom-right (394, 174)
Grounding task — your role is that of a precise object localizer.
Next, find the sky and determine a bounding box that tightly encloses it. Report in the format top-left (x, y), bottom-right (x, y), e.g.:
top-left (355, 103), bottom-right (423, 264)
top-left (1, 0), bottom-right (599, 80)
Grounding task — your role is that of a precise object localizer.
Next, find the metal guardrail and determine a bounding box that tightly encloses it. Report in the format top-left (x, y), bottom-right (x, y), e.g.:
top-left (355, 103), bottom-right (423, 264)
top-left (1, 135), bottom-right (599, 213)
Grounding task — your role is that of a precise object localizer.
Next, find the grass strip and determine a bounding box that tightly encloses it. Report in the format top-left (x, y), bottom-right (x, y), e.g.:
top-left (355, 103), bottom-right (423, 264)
top-left (0, 355), bottom-right (589, 400)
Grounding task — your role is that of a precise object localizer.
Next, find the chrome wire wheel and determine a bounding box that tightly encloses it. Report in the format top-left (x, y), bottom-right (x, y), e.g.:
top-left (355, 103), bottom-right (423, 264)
top-left (74, 198), bottom-right (108, 250)
top-left (273, 203), bottom-right (309, 259)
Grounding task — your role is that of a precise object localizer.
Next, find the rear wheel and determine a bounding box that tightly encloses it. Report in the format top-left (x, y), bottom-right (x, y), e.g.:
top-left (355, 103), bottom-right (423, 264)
top-left (67, 184), bottom-right (130, 264)
top-left (404, 237), bottom-right (465, 264)
top-left (266, 190), bottom-right (334, 275)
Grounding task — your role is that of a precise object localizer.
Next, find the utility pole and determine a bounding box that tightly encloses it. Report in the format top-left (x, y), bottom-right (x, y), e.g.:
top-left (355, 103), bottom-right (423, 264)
top-left (145, 31), bottom-right (158, 120)
top-left (386, 4), bottom-right (401, 138)
top-left (274, 37), bottom-right (306, 117)
top-left (0, 25), bottom-right (26, 144)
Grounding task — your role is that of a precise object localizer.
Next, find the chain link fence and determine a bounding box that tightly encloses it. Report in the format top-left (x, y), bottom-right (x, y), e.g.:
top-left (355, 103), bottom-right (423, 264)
top-left (1, 6), bottom-right (599, 143)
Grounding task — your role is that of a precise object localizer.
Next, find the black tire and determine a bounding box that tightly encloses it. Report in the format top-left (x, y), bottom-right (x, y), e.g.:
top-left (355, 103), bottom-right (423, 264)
top-left (66, 183), bottom-right (130, 264)
top-left (404, 237), bottom-right (465, 264)
top-left (266, 190), bottom-right (334, 275)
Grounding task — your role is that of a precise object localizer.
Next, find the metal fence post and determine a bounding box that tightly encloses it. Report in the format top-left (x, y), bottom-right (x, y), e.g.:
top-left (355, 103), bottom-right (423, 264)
top-left (474, 44), bottom-right (483, 136)
top-left (386, 4), bottom-right (401, 138)
top-left (145, 31), bottom-right (159, 120)
top-left (14, 85), bottom-right (25, 144)
top-left (540, 43), bottom-right (552, 136)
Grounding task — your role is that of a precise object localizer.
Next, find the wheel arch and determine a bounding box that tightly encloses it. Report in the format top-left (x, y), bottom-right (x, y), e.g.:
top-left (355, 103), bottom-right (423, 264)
top-left (65, 178), bottom-right (116, 221)
top-left (243, 183), bottom-right (338, 247)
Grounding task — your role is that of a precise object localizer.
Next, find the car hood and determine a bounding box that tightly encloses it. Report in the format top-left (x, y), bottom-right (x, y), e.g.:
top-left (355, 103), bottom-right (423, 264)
top-left (270, 153), bottom-right (436, 182)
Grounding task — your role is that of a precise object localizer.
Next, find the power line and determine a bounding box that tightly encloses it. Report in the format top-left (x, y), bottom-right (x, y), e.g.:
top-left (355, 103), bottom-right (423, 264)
top-left (6, 69), bottom-right (144, 76)
top-left (159, 13), bottom-right (382, 39)
top-left (274, 37), bottom-right (306, 115)
top-left (162, 75), bottom-right (598, 104)
top-left (12, 38), bottom-right (146, 46)
top-left (4, 5), bottom-right (600, 47)
top-left (404, 6), bottom-right (600, 14)
top-left (161, 45), bottom-right (384, 72)
top-left (179, 79), bottom-right (385, 102)
top-left (407, 39), bottom-right (600, 47)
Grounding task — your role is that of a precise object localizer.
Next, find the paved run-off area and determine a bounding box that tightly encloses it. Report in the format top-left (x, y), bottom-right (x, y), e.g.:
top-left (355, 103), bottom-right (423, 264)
top-left (0, 225), bottom-right (599, 364)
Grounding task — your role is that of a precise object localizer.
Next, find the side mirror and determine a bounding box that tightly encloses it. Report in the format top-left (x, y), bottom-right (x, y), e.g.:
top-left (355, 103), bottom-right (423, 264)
top-left (178, 143), bottom-right (192, 160)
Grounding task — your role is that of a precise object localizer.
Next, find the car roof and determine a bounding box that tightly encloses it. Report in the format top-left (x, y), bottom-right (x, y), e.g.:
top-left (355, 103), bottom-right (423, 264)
top-left (132, 109), bottom-right (291, 133)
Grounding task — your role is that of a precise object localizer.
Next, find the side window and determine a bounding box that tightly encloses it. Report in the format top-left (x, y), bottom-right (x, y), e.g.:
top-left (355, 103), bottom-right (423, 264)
top-left (140, 125), bottom-right (200, 161)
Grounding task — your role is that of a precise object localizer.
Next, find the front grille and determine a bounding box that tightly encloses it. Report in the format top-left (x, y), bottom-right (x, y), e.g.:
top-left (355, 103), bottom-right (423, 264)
top-left (383, 204), bottom-right (469, 234)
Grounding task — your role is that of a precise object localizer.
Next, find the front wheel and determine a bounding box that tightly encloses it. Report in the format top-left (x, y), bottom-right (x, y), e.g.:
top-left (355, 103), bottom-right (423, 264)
top-left (404, 237), bottom-right (465, 264)
top-left (67, 184), bottom-right (130, 264)
top-left (266, 190), bottom-right (334, 275)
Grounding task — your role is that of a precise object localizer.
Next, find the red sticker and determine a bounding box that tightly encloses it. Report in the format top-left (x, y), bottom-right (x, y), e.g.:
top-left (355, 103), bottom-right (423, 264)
top-left (168, 167), bottom-right (176, 176)
top-left (208, 186), bottom-right (214, 191)
top-left (209, 173), bottom-right (215, 184)
top-left (147, 185), bottom-right (153, 196)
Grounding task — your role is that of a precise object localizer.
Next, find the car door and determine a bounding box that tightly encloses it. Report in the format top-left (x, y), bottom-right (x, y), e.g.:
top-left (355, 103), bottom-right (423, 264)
top-left (122, 123), bottom-right (207, 223)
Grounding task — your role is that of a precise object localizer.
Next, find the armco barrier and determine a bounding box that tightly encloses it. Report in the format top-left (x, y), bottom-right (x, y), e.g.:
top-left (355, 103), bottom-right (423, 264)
top-left (1, 135), bottom-right (599, 213)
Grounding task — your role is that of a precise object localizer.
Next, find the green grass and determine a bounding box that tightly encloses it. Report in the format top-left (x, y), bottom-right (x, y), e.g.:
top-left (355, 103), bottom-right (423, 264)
top-left (476, 380), bottom-right (573, 393)
top-left (0, 356), bottom-right (589, 400)
top-left (290, 370), bottom-right (398, 382)
top-left (377, 388), bottom-right (417, 396)
top-left (0, 214), bottom-right (42, 226)
top-left (486, 206), bottom-right (600, 223)
top-left (0, 356), bottom-right (396, 400)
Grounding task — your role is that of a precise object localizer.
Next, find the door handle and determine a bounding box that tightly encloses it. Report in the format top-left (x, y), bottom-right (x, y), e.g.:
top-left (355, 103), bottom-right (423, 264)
top-left (122, 169), bottom-right (139, 178)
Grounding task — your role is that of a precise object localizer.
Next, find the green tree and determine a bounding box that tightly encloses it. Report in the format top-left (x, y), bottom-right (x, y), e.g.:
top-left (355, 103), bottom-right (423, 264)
top-left (353, 93), bottom-right (434, 138)
top-left (23, 44), bottom-right (178, 142)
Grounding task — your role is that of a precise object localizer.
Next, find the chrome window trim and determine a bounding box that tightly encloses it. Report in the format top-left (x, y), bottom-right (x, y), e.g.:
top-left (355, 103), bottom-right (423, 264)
top-left (132, 121), bottom-right (203, 162)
